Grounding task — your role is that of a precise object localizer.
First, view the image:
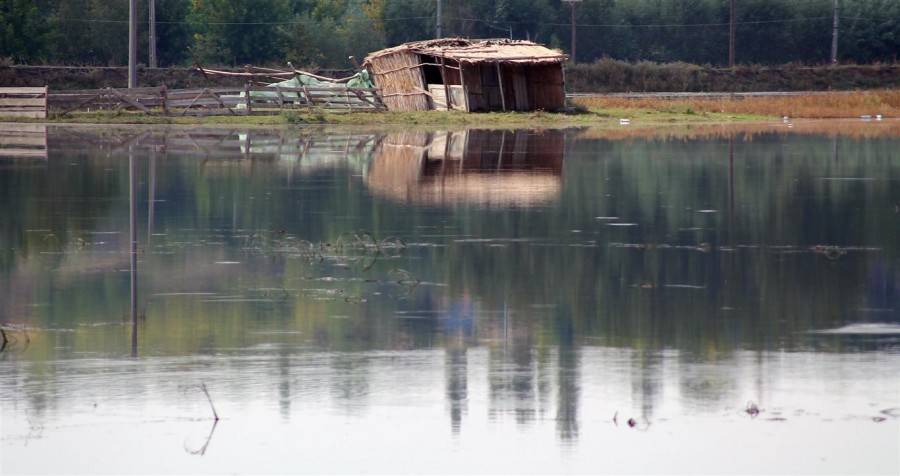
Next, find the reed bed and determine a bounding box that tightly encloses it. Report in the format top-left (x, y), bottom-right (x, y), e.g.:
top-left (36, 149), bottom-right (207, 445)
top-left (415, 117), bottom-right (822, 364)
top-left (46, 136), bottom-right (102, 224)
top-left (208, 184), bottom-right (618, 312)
top-left (575, 90), bottom-right (900, 119)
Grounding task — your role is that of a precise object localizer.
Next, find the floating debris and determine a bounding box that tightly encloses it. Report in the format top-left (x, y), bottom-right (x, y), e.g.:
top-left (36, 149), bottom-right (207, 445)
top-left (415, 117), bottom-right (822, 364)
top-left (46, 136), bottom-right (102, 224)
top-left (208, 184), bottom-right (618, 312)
top-left (807, 324), bottom-right (900, 335)
top-left (610, 242), bottom-right (652, 249)
top-left (810, 245), bottom-right (846, 259)
top-left (663, 284), bottom-right (706, 290)
top-left (745, 401), bottom-right (761, 418)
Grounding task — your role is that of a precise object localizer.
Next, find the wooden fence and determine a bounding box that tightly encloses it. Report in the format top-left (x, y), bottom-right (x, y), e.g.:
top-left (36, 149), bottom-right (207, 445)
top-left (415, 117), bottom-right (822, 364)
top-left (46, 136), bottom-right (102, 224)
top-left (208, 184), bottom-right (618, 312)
top-left (48, 84), bottom-right (386, 116)
top-left (0, 87), bottom-right (49, 118)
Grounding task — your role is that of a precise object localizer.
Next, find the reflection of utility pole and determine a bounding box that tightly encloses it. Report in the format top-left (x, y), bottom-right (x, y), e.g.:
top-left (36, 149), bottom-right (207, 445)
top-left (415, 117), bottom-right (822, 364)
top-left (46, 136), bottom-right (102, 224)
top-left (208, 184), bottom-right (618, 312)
top-left (729, 0), bottom-right (735, 67)
top-left (729, 136), bottom-right (735, 218)
top-left (562, 0), bottom-right (582, 63)
top-left (149, 0), bottom-right (157, 68)
top-left (148, 148), bottom-right (156, 242)
top-left (129, 145), bottom-right (138, 357)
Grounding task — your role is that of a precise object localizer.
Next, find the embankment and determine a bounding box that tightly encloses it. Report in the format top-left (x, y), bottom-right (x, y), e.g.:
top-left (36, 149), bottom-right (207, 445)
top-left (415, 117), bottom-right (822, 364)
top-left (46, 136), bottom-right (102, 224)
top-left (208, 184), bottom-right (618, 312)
top-left (2, 62), bottom-right (899, 92)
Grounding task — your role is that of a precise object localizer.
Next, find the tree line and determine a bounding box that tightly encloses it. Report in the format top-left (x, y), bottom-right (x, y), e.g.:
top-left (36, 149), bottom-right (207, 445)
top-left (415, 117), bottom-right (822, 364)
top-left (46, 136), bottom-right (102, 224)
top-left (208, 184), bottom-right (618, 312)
top-left (1, 0), bottom-right (897, 70)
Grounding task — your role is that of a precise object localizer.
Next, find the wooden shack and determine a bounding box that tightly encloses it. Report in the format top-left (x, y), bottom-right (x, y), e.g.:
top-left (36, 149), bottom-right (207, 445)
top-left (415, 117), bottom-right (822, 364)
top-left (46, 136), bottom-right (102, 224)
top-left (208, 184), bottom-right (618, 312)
top-left (364, 39), bottom-right (567, 112)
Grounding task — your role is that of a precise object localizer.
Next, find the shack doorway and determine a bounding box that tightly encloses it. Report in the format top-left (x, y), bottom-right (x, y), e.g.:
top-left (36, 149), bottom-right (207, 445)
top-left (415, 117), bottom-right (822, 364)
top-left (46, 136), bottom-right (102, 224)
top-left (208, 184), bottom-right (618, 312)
top-left (480, 64), bottom-right (503, 110)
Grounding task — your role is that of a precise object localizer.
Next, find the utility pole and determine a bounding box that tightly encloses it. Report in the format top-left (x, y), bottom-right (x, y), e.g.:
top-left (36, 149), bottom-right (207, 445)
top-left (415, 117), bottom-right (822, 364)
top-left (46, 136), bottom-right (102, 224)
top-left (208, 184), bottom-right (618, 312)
top-left (830, 0), bottom-right (840, 64)
top-left (563, 0), bottom-right (581, 63)
top-left (436, 0), bottom-right (442, 38)
top-left (729, 0), bottom-right (735, 67)
top-left (149, 0), bottom-right (157, 68)
top-left (128, 0), bottom-right (137, 87)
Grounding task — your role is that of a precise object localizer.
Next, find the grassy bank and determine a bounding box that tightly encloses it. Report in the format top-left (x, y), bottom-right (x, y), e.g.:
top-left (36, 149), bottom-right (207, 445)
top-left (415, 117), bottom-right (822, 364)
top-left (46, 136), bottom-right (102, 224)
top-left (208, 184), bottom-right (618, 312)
top-left (35, 107), bottom-right (767, 127)
top-left (33, 90), bottom-right (895, 126)
top-left (2, 90), bottom-right (896, 127)
top-left (574, 90), bottom-right (900, 120)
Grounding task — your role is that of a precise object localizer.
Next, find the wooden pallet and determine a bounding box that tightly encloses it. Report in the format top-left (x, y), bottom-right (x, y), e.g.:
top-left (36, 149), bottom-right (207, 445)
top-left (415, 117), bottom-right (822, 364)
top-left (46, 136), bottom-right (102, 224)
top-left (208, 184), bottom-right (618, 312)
top-left (0, 87), bottom-right (49, 119)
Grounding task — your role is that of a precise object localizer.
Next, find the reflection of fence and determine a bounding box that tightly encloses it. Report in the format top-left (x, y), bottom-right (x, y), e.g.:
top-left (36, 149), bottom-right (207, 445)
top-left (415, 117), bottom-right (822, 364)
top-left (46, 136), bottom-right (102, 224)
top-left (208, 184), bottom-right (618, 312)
top-left (68, 128), bottom-right (381, 170)
top-left (0, 124), bottom-right (48, 159)
top-left (0, 87), bottom-right (48, 118)
top-left (49, 85), bottom-right (386, 116)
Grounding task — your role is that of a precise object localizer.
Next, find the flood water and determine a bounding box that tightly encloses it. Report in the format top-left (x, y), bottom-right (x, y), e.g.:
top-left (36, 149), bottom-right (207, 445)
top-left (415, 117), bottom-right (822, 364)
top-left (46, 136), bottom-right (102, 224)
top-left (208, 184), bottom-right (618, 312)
top-left (1, 122), bottom-right (899, 474)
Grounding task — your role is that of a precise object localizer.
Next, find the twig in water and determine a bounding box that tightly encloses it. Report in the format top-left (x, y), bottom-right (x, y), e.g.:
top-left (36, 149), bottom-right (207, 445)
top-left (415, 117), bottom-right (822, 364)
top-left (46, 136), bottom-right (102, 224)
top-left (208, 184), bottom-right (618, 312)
top-left (745, 401), bottom-right (761, 418)
top-left (185, 419), bottom-right (219, 456)
top-left (200, 383), bottom-right (220, 421)
top-left (0, 326), bottom-right (30, 354)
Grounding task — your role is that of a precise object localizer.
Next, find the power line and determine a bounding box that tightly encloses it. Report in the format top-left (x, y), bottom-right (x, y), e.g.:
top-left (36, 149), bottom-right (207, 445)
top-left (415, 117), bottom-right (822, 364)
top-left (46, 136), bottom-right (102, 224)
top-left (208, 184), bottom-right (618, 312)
top-left (54, 14), bottom-right (863, 28)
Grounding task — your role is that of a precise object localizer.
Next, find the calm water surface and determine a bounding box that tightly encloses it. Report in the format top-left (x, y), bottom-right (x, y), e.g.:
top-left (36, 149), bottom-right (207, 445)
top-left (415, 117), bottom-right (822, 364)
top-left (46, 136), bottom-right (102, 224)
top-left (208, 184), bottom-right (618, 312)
top-left (1, 123), bottom-right (899, 474)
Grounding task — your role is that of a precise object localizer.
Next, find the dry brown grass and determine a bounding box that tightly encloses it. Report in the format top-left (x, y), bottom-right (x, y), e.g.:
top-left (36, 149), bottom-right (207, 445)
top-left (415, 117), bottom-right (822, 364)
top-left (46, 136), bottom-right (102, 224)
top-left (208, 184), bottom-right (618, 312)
top-left (575, 90), bottom-right (900, 119)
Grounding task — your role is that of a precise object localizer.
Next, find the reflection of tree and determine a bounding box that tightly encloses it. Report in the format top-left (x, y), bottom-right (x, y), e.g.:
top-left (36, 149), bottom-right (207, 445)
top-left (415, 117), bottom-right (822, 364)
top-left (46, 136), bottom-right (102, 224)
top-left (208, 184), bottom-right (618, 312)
top-left (330, 354), bottom-right (370, 413)
top-left (488, 325), bottom-right (537, 425)
top-left (630, 351), bottom-right (662, 423)
top-left (278, 347), bottom-right (291, 421)
top-left (554, 306), bottom-right (579, 441)
top-left (5, 126), bottom-right (899, 442)
top-left (445, 347), bottom-right (467, 434)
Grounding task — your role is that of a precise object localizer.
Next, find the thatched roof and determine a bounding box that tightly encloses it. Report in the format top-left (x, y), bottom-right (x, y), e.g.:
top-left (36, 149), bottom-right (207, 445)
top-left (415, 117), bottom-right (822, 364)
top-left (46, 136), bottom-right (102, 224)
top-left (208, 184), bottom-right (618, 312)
top-left (365, 38), bottom-right (566, 65)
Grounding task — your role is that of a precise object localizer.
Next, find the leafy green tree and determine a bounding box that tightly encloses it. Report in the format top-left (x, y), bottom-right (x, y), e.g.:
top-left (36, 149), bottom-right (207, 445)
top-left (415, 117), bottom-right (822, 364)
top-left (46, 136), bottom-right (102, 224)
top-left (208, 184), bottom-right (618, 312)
top-left (280, 1), bottom-right (384, 69)
top-left (571, 0), bottom-right (618, 62)
top-left (190, 0), bottom-right (290, 65)
top-left (382, 0), bottom-right (434, 45)
top-left (153, 0), bottom-right (192, 66)
top-left (46, 0), bottom-right (91, 64)
top-left (0, 0), bottom-right (54, 62)
top-left (501, 0), bottom-right (557, 43)
top-left (736, 0), bottom-right (799, 64)
top-left (786, 0), bottom-right (832, 64)
top-left (840, 0), bottom-right (900, 63)
top-left (87, 0), bottom-right (130, 65)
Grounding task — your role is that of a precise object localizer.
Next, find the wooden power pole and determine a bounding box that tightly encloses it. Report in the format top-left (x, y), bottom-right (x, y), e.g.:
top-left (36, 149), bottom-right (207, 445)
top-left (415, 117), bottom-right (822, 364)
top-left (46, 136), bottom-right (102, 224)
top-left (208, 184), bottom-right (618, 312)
top-left (436, 0), bottom-right (442, 38)
top-left (729, 0), bottom-right (735, 67)
top-left (563, 0), bottom-right (582, 63)
top-left (831, 0), bottom-right (840, 64)
top-left (149, 0), bottom-right (157, 68)
top-left (128, 0), bottom-right (137, 87)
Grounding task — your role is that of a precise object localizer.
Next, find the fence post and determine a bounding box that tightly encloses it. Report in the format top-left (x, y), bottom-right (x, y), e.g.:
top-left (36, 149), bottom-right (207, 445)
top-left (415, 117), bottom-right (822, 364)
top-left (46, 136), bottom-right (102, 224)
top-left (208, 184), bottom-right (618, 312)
top-left (245, 83), bottom-right (252, 114)
top-left (161, 84), bottom-right (168, 116)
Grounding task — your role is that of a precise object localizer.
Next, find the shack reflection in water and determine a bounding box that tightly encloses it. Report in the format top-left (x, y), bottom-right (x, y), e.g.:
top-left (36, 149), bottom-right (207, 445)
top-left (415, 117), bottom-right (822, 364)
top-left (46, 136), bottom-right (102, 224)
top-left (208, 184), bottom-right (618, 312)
top-left (366, 129), bottom-right (565, 207)
top-left (1, 124), bottom-right (898, 475)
